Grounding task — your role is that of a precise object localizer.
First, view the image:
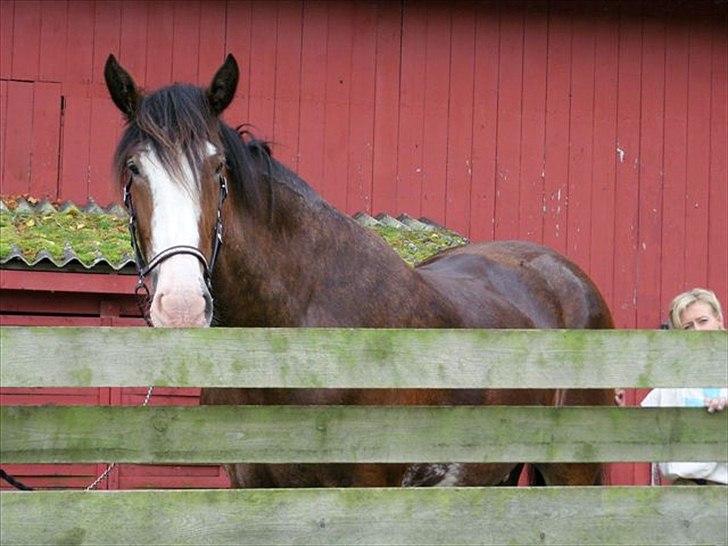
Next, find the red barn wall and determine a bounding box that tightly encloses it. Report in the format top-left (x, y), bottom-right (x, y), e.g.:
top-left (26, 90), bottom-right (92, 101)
top-left (1, 1), bottom-right (727, 487)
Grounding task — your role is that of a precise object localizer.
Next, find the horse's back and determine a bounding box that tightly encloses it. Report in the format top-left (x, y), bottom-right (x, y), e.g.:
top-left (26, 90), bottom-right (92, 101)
top-left (416, 240), bottom-right (613, 329)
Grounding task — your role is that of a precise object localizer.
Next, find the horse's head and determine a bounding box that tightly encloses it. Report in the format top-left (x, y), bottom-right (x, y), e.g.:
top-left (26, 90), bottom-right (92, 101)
top-left (104, 54), bottom-right (239, 327)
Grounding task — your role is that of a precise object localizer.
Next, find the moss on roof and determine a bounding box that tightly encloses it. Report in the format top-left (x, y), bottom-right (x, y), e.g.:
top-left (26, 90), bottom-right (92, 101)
top-left (0, 199), bottom-right (467, 269)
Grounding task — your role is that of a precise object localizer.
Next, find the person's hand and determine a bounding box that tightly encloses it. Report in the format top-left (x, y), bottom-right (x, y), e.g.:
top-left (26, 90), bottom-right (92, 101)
top-left (614, 388), bottom-right (626, 407)
top-left (705, 397), bottom-right (727, 413)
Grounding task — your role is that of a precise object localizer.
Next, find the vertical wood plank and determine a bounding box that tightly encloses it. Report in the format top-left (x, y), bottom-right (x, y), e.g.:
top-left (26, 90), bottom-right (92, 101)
top-left (119, 0), bottom-right (148, 87)
top-left (38, 0), bottom-right (68, 82)
top-left (171, 0), bottom-right (200, 84)
top-left (371, 1), bottom-right (401, 215)
top-left (589, 8), bottom-right (619, 310)
top-left (420, 2), bottom-right (451, 226)
top-left (518, 3), bottom-right (548, 243)
top-left (636, 15), bottom-right (666, 328)
top-left (445, 2), bottom-right (476, 235)
top-left (683, 20), bottom-right (712, 290)
top-left (222, 0), bottom-right (252, 127)
top-left (396, 1), bottom-right (427, 217)
top-left (0, 81), bottom-right (8, 187)
top-left (297, 0), bottom-right (328, 190)
top-left (59, 89), bottom-right (92, 204)
top-left (0, 0), bottom-right (14, 79)
top-left (197, 0), bottom-right (226, 84)
top-left (92, 1), bottom-right (122, 84)
top-left (145, 0), bottom-right (174, 89)
top-left (66, 0), bottom-right (95, 84)
top-left (707, 18), bottom-right (728, 306)
top-left (566, 10), bottom-right (596, 272)
top-left (29, 82), bottom-right (62, 199)
top-left (345, 1), bottom-right (377, 214)
top-left (469, 3), bottom-right (497, 241)
top-left (1, 81), bottom-right (34, 196)
top-left (321, 1), bottom-right (353, 209)
top-left (10, 0), bottom-right (41, 81)
top-left (493, 5), bottom-right (523, 240)
top-left (272, 1), bottom-right (303, 171)
top-left (542, 5), bottom-right (571, 254)
top-left (660, 19), bottom-right (689, 311)
top-left (247, 0), bottom-right (277, 140)
top-left (612, 6), bottom-right (642, 328)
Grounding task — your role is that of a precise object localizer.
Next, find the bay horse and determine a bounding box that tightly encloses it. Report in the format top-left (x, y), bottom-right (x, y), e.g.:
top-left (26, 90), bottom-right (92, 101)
top-left (104, 53), bottom-right (613, 488)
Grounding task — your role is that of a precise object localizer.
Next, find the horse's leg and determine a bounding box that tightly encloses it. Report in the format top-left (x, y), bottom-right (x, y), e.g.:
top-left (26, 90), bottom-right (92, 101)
top-left (226, 464), bottom-right (276, 488)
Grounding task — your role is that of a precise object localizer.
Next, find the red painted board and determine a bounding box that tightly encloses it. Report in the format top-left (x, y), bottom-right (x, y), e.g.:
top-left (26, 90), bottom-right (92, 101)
top-left (222, 0), bottom-right (252, 128)
top-left (1, 81), bottom-right (34, 196)
top-left (371, 1), bottom-right (401, 216)
top-left (0, 270), bottom-right (138, 294)
top-left (144, 0), bottom-right (174, 89)
top-left (468, 4), bottom-right (497, 241)
top-left (660, 22), bottom-right (689, 311)
top-left (707, 20), bottom-right (728, 306)
top-left (321, 1), bottom-right (353, 209)
top-left (493, 7), bottom-right (523, 240)
top-left (683, 21), bottom-right (712, 291)
top-left (611, 8), bottom-right (642, 329)
top-left (66, 0), bottom-right (94, 84)
top-left (89, 95), bottom-right (124, 206)
top-left (0, 0), bottom-right (14, 78)
top-left (29, 82), bottom-right (62, 199)
top-left (297, 1), bottom-right (329, 191)
top-left (119, 0), bottom-right (149, 87)
top-left (518, 4), bottom-right (548, 243)
top-left (10, 0), bottom-right (41, 81)
top-left (395, 1), bottom-right (427, 218)
top-left (171, 0), bottom-right (200, 84)
top-left (247, 0), bottom-right (277, 141)
top-left (38, 0), bottom-right (68, 82)
top-left (635, 17), bottom-right (666, 328)
top-left (197, 0), bottom-right (226, 84)
top-left (272, 1), bottom-right (304, 171)
top-left (589, 9), bottom-right (619, 309)
top-left (58, 87), bottom-right (92, 204)
top-left (345, 2), bottom-right (377, 214)
top-left (0, 80), bottom-right (8, 185)
top-left (542, 8), bottom-right (571, 255)
top-left (444, 3), bottom-right (476, 236)
top-left (92, 1), bottom-right (122, 86)
top-left (565, 14), bottom-right (596, 273)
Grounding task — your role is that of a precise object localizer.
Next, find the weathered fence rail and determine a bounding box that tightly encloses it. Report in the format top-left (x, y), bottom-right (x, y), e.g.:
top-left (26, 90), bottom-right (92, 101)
top-left (1, 327), bottom-right (726, 545)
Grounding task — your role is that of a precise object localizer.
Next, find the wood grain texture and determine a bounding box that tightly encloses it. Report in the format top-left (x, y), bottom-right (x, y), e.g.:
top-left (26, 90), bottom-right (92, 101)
top-left (1, 327), bottom-right (725, 388)
top-left (1, 487), bottom-right (725, 545)
top-left (1, 405), bottom-right (725, 464)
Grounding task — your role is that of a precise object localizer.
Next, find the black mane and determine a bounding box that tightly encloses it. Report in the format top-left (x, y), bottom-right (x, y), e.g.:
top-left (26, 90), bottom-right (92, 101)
top-left (114, 83), bottom-right (319, 218)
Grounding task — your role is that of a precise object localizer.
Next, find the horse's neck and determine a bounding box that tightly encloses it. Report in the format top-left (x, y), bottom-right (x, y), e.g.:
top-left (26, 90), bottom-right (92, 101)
top-left (214, 185), bottom-right (458, 327)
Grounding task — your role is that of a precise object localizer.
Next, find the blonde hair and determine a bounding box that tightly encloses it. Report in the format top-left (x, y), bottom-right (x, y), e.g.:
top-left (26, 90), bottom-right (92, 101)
top-left (668, 288), bottom-right (723, 329)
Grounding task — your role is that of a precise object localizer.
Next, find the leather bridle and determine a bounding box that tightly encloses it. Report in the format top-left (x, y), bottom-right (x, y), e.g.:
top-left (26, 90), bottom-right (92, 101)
top-left (123, 162), bottom-right (229, 303)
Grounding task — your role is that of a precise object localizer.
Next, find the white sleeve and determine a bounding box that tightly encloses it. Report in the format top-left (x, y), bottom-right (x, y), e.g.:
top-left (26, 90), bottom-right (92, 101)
top-left (640, 389), bottom-right (662, 407)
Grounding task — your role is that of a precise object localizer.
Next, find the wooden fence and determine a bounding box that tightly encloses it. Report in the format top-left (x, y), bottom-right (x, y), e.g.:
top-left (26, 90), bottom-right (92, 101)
top-left (0, 327), bottom-right (726, 545)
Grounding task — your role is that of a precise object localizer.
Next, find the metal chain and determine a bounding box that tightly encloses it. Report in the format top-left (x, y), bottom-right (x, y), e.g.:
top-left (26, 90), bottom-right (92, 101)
top-left (84, 384), bottom-right (155, 491)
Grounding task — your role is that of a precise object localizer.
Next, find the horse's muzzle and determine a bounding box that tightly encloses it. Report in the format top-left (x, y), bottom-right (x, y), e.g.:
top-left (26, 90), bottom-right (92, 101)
top-left (150, 289), bottom-right (212, 328)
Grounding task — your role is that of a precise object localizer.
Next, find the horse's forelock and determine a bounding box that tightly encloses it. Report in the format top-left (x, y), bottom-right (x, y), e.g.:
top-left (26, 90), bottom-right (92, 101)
top-left (117, 85), bottom-right (218, 191)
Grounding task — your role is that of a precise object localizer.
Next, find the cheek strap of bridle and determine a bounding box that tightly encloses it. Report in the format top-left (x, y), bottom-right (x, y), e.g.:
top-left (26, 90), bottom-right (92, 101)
top-left (123, 172), bottom-right (228, 293)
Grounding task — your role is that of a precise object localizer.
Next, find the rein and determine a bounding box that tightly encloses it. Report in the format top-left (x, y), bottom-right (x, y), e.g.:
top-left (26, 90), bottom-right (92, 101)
top-left (123, 165), bottom-right (229, 317)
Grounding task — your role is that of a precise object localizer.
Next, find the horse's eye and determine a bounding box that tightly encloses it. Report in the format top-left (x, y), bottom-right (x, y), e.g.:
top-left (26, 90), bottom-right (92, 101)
top-left (127, 161), bottom-right (140, 176)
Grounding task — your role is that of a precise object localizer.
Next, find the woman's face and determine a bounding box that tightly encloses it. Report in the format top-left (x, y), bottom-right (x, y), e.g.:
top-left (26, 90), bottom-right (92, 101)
top-left (679, 301), bottom-right (725, 331)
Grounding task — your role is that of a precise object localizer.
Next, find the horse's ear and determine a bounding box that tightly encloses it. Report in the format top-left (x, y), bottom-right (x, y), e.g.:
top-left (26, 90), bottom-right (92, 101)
top-left (207, 54), bottom-right (239, 116)
top-left (104, 54), bottom-right (141, 120)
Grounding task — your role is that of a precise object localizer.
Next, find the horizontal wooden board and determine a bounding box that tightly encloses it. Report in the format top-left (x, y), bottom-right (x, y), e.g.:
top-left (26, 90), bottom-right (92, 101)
top-left (1, 327), bottom-right (726, 388)
top-left (2, 406), bottom-right (725, 464)
top-left (1, 487), bottom-right (725, 545)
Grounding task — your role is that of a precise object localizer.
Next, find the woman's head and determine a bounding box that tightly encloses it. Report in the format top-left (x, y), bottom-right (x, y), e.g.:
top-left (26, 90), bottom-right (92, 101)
top-left (668, 288), bottom-right (724, 331)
